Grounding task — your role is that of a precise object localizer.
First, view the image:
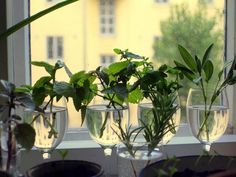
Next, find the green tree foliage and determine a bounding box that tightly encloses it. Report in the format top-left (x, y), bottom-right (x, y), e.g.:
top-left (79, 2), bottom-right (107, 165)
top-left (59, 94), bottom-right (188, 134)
top-left (153, 2), bottom-right (223, 64)
top-left (153, 1), bottom-right (223, 119)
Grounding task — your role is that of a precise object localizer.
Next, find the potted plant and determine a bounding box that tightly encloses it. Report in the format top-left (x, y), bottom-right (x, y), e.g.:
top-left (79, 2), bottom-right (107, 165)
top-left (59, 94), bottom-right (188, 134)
top-left (0, 80), bottom-right (36, 176)
top-left (139, 155), bottom-right (236, 177)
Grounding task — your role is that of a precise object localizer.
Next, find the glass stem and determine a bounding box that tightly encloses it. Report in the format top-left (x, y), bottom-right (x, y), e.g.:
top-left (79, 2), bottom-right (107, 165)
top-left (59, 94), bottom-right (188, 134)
top-left (203, 143), bottom-right (211, 152)
top-left (103, 151), bottom-right (113, 177)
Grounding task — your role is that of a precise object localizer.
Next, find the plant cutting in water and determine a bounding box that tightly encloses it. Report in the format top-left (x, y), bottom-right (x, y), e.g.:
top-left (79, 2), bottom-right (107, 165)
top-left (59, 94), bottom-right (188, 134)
top-left (137, 65), bottom-right (181, 155)
top-left (113, 49), bottom-right (182, 155)
top-left (92, 49), bottom-right (147, 137)
top-left (175, 44), bottom-right (236, 144)
top-left (0, 80), bottom-right (36, 172)
top-left (111, 49), bottom-right (182, 177)
top-left (54, 68), bottom-right (97, 125)
top-left (19, 60), bottom-right (66, 139)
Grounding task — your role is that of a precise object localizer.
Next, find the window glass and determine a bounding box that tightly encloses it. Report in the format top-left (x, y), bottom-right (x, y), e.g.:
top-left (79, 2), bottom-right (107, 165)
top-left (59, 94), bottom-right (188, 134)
top-left (99, 0), bottom-right (115, 35)
top-left (100, 55), bottom-right (115, 67)
top-left (30, 0), bottom-right (225, 130)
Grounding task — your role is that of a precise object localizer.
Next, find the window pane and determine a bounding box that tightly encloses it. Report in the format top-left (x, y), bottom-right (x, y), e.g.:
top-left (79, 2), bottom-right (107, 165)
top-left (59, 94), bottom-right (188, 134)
top-left (57, 37), bottom-right (64, 58)
top-left (30, 0), bottom-right (225, 130)
top-left (47, 36), bottom-right (53, 59)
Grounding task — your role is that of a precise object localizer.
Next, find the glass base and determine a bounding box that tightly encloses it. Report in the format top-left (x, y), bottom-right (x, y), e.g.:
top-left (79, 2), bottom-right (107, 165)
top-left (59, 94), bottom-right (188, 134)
top-left (117, 148), bottom-right (162, 177)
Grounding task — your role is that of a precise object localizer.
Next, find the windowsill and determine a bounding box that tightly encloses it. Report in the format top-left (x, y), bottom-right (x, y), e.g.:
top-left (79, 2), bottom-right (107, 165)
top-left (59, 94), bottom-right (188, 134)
top-left (57, 135), bottom-right (236, 149)
top-left (20, 134), bottom-right (236, 176)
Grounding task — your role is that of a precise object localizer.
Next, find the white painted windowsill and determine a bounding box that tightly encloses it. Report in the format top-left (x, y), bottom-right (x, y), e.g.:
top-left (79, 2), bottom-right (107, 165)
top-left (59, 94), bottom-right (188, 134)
top-left (20, 131), bottom-right (236, 175)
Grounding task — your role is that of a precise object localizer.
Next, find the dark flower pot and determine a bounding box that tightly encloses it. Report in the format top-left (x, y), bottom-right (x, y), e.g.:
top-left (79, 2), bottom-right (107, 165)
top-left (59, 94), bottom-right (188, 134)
top-left (26, 160), bottom-right (104, 177)
top-left (139, 156), bottom-right (236, 177)
top-left (0, 171), bottom-right (12, 177)
top-left (209, 170), bottom-right (236, 177)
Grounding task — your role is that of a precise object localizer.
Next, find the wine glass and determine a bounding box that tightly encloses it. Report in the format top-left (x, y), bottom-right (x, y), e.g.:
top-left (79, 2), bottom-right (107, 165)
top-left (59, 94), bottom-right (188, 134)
top-left (138, 93), bottom-right (181, 146)
top-left (86, 104), bottom-right (129, 156)
top-left (24, 99), bottom-right (68, 159)
top-left (86, 104), bottom-right (129, 176)
top-left (186, 88), bottom-right (229, 152)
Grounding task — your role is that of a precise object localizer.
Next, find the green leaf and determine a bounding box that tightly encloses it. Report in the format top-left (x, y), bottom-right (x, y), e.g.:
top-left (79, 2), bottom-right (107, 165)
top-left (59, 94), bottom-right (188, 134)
top-left (113, 48), bottom-right (122, 54)
top-left (32, 87), bottom-right (47, 106)
top-left (218, 69), bottom-right (223, 79)
top-left (128, 87), bottom-right (143, 104)
top-left (14, 123), bottom-right (36, 150)
top-left (203, 60), bottom-right (214, 82)
top-left (178, 45), bottom-right (197, 71)
top-left (95, 68), bottom-right (109, 85)
top-left (0, 94), bottom-right (9, 106)
top-left (195, 55), bottom-right (202, 74)
top-left (54, 81), bottom-right (74, 97)
top-left (0, 80), bottom-right (15, 95)
top-left (174, 61), bottom-right (195, 74)
top-left (15, 93), bottom-right (35, 110)
top-left (159, 64), bottom-right (168, 72)
top-left (15, 86), bottom-right (32, 93)
top-left (80, 105), bottom-right (87, 126)
top-left (0, 0), bottom-right (79, 39)
top-left (31, 61), bottom-right (54, 76)
top-left (202, 43), bottom-right (214, 66)
top-left (0, 106), bottom-right (9, 122)
top-left (70, 71), bottom-right (86, 84)
top-left (103, 84), bottom-right (128, 101)
top-left (123, 51), bottom-right (144, 59)
top-left (72, 94), bottom-right (82, 111)
top-left (33, 76), bottom-right (52, 88)
top-left (57, 150), bottom-right (68, 160)
top-left (108, 61), bottom-right (129, 75)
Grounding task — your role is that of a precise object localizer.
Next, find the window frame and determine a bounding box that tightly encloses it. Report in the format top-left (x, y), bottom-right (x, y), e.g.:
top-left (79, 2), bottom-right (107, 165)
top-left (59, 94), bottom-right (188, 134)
top-left (3, 1), bottom-right (236, 174)
top-left (3, 0), bottom-right (31, 86)
top-left (3, 0), bottom-right (236, 136)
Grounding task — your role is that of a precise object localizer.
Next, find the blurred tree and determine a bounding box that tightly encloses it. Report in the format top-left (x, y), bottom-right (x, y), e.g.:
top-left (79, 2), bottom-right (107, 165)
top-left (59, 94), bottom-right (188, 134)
top-left (153, 1), bottom-right (223, 121)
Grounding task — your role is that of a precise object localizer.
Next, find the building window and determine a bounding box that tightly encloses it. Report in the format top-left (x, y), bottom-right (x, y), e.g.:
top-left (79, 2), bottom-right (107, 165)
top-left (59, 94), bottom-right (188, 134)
top-left (205, 0), bottom-right (213, 3)
top-left (46, 36), bottom-right (64, 60)
top-left (100, 55), bottom-right (115, 67)
top-left (99, 0), bottom-right (115, 35)
top-left (155, 0), bottom-right (169, 3)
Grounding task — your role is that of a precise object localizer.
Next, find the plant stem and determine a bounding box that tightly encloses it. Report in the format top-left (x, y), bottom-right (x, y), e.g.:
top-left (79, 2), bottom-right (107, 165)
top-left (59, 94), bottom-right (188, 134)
top-left (130, 160), bottom-right (137, 177)
top-left (6, 97), bottom-right (14, 172)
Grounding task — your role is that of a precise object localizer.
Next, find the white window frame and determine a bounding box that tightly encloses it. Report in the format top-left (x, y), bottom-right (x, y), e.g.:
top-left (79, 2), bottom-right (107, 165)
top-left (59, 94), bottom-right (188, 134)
top-left (5, 0), bottom-right (30, 86)
top-left (4, 0), bottom-right (236, 175)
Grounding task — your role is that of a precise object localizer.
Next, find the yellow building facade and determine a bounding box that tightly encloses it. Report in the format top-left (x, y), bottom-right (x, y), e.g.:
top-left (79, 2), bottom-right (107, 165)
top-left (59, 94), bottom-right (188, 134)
top-left (30, 0), bottom-right (224, 127)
